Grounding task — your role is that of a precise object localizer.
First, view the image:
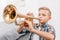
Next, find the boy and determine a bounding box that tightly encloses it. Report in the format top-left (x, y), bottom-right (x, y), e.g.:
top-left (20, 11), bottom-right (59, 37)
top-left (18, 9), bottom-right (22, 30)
top-left (18, 7), bottom-right (55, 40)
top-left (0, 6), bottom-right (55, 40)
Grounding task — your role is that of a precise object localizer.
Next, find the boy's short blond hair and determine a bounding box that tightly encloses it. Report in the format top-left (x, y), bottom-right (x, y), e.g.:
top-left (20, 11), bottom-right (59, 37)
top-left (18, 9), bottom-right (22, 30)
top-left (39, 7), bottom-right (51, 16)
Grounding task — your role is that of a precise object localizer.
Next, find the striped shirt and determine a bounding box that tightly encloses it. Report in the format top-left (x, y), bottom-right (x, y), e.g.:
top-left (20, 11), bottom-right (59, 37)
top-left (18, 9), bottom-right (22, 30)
top-left (17, 23), bottom-right (55, 40)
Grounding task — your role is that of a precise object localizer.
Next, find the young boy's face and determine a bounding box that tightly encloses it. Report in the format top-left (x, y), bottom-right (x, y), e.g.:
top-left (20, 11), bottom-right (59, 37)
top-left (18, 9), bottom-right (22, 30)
top-left (38, 9), bottom-right (51, 24)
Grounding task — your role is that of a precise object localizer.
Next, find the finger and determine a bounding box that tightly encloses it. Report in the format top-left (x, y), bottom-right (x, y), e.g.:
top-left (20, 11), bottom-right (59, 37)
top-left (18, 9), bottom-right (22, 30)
top-left (24, 27), bottom-right (29, 30)
top-left (24, 20), bottom-right (31, 24)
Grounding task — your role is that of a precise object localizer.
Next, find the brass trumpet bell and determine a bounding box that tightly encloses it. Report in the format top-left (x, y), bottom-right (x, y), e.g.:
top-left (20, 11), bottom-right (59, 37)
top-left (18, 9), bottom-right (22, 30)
top-left (3, 4), bottom-right (17, 23)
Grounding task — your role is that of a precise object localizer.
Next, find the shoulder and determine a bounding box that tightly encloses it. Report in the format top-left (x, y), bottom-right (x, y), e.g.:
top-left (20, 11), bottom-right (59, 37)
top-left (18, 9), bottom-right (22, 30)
top-left (47, 24), bottom-right (56, 39)
top-left (47, 24), bottom-right (55, 32)
top-left (47, 24), bottom-right (54, 29)
top-left (47, 24), bottom-right (55, 34)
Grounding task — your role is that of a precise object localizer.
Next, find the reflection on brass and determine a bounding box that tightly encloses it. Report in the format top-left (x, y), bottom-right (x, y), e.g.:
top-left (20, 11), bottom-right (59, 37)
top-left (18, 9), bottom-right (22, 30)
top-left (3, 4), bottom-right (40, 26)
top-left (3, 4), bottom-right (17, 23)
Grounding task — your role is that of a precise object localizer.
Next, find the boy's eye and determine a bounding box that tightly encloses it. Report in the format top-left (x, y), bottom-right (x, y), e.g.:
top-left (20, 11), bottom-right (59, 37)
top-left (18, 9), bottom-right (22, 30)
top-left (42, 14), bottom-right (46, 16)
top-left (38, 13), bottom-right (46, 16)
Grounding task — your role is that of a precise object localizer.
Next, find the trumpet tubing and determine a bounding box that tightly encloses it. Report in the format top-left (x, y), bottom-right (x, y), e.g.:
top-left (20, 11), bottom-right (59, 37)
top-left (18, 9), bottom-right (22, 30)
top-left (3, 4), bottom-right (40, 25)
top-left (17, 14), bottom-right (40, 20)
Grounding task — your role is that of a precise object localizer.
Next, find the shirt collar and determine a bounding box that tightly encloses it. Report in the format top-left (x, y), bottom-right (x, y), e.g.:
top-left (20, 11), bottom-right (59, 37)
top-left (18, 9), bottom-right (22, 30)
top-left (41, 23), bottom-right (47, 28)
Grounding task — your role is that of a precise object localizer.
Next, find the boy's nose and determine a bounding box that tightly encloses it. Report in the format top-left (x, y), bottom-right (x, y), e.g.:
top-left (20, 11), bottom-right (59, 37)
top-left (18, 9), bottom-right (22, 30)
top-left (39, 16), bottom-right (43, 18)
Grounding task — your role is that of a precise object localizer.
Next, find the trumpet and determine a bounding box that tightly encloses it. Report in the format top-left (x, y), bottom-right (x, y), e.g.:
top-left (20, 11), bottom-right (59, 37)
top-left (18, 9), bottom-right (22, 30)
top-left (3, 4), bottom-right (40, 26)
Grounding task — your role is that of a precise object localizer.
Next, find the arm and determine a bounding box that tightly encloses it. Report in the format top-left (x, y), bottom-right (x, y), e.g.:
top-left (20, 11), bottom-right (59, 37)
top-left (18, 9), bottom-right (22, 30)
top-left (32, 29), bottom-right (54, 40)
top-left (24, 20), bottom-right (54, 40)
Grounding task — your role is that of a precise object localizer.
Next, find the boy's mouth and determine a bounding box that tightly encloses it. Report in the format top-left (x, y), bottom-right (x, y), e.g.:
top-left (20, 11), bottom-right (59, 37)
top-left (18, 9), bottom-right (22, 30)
top-left (39, 18), bottom-right (43, 20)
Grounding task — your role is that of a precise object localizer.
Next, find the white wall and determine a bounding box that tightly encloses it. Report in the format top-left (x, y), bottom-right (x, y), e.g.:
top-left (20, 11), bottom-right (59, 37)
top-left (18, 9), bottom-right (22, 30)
top-left (0, 0), bottom-right (60, 40)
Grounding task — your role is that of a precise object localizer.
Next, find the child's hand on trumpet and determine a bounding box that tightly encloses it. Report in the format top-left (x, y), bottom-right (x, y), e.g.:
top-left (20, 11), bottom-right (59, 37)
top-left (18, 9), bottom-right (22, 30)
top-left (23, 20), bottom-right (35, 32)
top-left (17, 21), bottom-right (25, 33)
top-left (17, 20), bottom-right (35, 33)
top-left (17, 12), bottom-right (35, 33)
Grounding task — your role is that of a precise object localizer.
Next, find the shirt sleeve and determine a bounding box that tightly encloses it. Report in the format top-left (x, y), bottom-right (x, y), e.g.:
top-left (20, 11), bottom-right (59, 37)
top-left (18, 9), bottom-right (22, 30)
top-left (48, 26), bottom-right (56, 40)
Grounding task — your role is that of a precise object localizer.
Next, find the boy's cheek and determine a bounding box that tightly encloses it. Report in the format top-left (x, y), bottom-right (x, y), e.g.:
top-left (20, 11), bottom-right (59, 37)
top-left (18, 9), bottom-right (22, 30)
top-left (40, 19), bottom-right (47, 22)
top-left (40, 17), bottom-right (49, 23)
top-left (39, 19), bottom-right (43, 22)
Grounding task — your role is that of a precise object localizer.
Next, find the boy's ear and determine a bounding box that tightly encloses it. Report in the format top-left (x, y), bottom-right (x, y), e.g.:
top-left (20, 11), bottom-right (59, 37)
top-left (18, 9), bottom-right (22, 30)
top-left (49, 16), bottom-right (51, 20)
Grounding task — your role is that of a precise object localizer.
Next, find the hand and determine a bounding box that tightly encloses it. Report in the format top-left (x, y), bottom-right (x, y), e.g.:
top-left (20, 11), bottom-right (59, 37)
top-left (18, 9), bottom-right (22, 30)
top-left (24, 20), bottom-right (35, 32)
top-left (17, 21), bottom-right (25, 33)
